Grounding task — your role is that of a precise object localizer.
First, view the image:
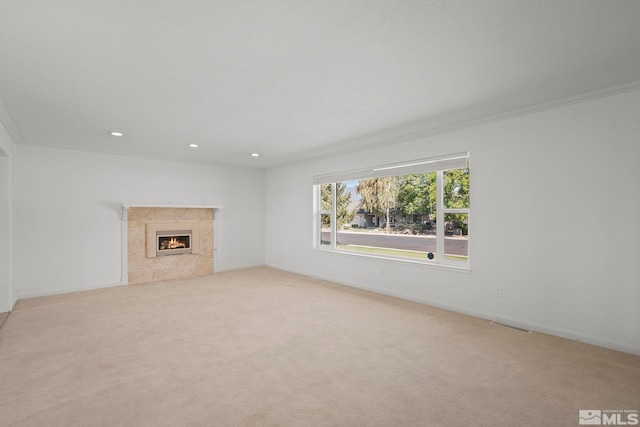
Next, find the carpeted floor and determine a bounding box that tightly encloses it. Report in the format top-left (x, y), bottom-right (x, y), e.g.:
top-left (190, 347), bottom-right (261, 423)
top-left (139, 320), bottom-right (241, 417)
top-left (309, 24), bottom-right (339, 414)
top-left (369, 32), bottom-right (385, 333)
top-left (0, 312), bottom-right (8, 330)
top-left (1, 267), bottom-right (638, 426)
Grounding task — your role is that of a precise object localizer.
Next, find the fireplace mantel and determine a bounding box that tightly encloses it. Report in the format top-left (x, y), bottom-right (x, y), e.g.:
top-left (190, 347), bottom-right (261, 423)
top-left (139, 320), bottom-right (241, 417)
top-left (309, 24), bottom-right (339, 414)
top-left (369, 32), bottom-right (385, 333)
top-left (121, 203), bottom-right (222, 221)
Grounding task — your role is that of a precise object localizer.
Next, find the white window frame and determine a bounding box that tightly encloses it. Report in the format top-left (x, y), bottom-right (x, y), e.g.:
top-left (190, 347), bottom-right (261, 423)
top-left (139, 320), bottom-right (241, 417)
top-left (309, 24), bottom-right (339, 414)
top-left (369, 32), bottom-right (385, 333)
top-left (313, 152), bottom-right (470, 270)
top-left (315, 182), bottom-right (337, 248)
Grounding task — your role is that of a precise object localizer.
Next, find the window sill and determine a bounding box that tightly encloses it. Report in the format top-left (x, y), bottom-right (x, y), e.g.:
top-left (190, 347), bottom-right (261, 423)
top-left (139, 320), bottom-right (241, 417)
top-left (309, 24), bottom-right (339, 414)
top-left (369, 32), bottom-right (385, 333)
top-left (314, 246), bottom-right (472, 273)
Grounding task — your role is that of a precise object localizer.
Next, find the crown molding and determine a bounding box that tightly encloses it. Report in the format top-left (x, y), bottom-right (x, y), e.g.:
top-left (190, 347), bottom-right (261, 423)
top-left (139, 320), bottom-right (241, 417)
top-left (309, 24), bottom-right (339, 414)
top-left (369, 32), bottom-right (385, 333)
top-left (268, 80), bottom-right (640, 170)
top-left (3, 79), bottom-right (640, 169)
top-left (0, 100), bottom-right (21, 145)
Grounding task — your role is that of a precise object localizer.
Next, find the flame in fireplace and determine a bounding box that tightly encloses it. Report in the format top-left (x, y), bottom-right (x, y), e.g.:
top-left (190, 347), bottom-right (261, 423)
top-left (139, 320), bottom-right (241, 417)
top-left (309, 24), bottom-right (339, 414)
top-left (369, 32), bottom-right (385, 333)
top-left (159, 235), bottom-right (190, 251)
top-left (166, 238), bottom-right (187, 249)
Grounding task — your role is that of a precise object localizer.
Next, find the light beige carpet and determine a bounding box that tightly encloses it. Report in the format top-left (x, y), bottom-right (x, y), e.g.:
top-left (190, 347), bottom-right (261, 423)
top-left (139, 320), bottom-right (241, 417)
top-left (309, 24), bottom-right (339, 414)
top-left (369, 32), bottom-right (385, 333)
top-left (0, 267), bottom-right (638, 426)
top-left (0, 312), bottom-right (8, 330)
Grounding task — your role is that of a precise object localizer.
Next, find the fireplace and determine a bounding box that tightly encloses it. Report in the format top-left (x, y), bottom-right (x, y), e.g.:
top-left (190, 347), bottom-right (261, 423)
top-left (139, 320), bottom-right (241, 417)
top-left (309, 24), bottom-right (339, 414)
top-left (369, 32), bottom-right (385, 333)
top-left (124, 205), bottom-right (216, 285)
top-left (145, 222), bottom-right (200, 258)
top-left (157, 230), bottom-right (192, 256)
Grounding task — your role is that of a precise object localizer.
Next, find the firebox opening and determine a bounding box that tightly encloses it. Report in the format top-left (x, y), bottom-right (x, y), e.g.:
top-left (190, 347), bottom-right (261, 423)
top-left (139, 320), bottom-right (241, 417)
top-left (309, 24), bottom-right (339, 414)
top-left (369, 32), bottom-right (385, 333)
top-left (158, 235), bottom-right (190, 250)
top-left (156, 230), bottom-right (192, 256)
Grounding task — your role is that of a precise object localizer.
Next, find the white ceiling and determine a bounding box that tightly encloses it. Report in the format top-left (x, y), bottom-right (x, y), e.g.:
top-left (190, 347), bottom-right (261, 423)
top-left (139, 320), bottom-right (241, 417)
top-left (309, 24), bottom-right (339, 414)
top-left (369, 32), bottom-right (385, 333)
top-left (1, 1), bottom-right (640, 168)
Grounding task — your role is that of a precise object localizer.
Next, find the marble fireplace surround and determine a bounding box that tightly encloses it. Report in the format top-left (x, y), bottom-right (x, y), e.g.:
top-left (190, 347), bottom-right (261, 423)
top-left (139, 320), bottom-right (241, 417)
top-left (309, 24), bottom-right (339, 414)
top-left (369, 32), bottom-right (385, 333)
top-left (122, 203), bottom-right (221, 285)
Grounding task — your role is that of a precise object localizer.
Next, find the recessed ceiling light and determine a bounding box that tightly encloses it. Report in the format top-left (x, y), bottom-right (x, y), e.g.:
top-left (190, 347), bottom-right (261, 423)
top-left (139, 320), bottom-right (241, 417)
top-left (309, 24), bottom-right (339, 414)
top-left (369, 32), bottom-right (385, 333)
top-left (251, 153), bottom-right (260, 157)
top-left (110, 131), bottom-right (123, 137)
top-left (188, 144), bottom-right (199, 148)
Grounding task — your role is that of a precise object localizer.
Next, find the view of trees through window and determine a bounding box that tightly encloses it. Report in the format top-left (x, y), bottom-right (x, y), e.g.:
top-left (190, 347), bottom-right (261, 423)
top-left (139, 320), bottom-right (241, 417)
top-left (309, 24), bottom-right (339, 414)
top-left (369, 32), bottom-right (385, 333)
top-left (318, 165), bottom-right (470, 265)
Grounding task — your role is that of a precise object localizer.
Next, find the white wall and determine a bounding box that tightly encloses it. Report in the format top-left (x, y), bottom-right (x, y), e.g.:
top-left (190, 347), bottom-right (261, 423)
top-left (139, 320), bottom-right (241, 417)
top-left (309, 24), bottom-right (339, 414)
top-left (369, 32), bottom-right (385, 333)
top-left (0, 156), bottom-right (11, 312)
top-left (0, 120), bottom-right (15, 312)
top-left (13, 145), bottom-right (265, 298)
top-left (265, 89), bottom-right (640, 354)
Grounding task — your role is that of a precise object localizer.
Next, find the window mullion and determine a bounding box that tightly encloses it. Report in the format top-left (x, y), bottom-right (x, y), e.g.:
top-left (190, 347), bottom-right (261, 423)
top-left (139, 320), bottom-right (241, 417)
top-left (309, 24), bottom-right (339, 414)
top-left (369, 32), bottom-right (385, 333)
top-left (331, 182), bottom-right (337, 249)
top-left (436, 170), bottom-right (444, 262)
top-left (316, 185), bottom-right (326, 248)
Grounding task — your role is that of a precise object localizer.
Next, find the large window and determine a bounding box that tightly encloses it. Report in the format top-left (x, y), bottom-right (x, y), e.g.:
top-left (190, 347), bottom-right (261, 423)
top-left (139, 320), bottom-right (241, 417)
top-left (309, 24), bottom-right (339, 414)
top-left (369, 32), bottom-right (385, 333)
top-left (313, 152), bottom-right (470, 268)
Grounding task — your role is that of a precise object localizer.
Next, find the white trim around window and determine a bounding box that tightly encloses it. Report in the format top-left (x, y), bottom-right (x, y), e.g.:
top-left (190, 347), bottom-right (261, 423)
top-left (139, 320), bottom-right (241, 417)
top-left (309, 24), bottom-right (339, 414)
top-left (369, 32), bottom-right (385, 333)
top-left (313, 152), bottom-right (470, 270)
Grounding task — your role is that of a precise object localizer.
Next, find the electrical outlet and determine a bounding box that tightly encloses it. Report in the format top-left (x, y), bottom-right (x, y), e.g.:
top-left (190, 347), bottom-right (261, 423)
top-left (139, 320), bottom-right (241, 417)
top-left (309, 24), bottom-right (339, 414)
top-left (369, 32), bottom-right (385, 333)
top-left (495, 287), bottom-right (503, 298)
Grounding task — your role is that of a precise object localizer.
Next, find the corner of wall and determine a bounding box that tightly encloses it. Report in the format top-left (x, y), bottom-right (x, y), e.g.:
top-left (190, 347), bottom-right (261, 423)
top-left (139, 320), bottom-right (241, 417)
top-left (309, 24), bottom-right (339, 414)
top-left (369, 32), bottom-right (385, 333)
top-left (0, 99), bottom-right (20, 155)
top-left (0, 118), bottom-right (14, 313)
top-left (10, 290), bottom-right (17, 312)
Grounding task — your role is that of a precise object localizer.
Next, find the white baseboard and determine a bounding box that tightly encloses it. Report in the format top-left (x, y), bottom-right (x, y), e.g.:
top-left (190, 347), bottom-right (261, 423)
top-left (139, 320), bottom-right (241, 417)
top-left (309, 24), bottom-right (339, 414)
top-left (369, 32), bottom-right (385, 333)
top-left (14, 263), bottom-right (267, 301)
top-left (265, 263), bottom-right (640, 356)
top-left (14, 263), bottom-right (269, 301)
top-left (16, 282), bottom-right (125, 301)
top-left (216, 263), bottom-right (266, 273)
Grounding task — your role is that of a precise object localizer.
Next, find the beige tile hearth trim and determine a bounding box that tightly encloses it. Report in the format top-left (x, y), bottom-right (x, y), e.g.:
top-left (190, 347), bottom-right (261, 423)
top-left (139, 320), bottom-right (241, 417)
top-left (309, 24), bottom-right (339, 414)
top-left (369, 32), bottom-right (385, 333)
top-left (145, 221), bottom-right (200, 258)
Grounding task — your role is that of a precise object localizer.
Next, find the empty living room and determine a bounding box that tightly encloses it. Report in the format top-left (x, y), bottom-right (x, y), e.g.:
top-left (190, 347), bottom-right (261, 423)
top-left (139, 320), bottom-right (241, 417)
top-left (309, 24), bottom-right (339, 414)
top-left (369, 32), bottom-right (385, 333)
top-left (1, 2), bottom-right (639, 426)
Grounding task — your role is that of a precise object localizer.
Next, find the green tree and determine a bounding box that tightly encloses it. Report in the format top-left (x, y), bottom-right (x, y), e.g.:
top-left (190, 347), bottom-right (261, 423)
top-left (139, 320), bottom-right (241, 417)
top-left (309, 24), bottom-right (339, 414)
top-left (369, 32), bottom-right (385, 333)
top-left (443, 167), bottom-right (470, 209)
top-left (356, 177), bottom-right (398, 233)
top-left (321, 182), bottom-right (354, 230)
top-left (396, 172), bottom-right (436, 219)
top-left (443, 167), bottom-right (470, 234)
